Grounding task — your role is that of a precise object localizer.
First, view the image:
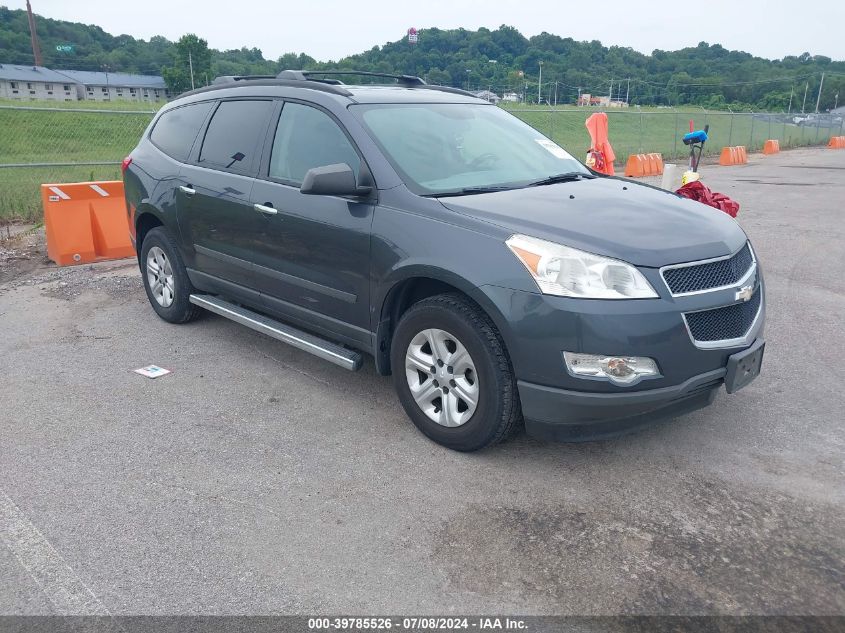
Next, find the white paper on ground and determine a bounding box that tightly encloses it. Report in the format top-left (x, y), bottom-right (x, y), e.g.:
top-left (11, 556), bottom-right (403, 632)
top-left (133, 365), bottom-right (171, 379)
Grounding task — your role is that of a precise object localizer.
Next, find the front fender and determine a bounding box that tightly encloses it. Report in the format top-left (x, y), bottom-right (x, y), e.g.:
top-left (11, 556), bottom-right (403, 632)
top-left (372, 263), bottom-right (524, 376)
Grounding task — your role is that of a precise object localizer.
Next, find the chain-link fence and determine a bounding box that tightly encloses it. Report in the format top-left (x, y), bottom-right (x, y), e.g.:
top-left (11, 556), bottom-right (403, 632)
top-left (1, 103), bottom-right (843, 221)
top-left (503, 106), bottom-right (845, 166)
top-left (0, 104), bottom-right (156, 221)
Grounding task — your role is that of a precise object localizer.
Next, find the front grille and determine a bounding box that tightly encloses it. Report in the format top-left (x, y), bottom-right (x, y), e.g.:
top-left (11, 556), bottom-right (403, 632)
top-left (685, 288), bottom-right (761, 343)
top-left (663, 243), bottom-right (754, 295)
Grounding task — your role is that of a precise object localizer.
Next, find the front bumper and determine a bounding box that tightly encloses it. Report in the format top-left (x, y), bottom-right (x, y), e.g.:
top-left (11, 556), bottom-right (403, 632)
top-left (518, 366), bottom-right (725, 441)
top-left (477, 267), bottom-right (765, 440)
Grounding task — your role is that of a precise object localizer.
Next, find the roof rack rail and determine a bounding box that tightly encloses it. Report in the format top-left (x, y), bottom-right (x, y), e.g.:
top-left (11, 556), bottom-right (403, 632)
top-left (278, 70), bottom-right (426, 86)
top-left (188, 71), bottom-right (479, 100)
top-left (182, 76), bottom-right (353, 98)
top-left (211, 75), bottom-right (277, 85)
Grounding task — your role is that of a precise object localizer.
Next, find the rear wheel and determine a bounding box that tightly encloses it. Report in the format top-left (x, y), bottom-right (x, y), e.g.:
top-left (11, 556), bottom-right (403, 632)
top-left (140, 227), bottom-right (201, 324)
top-left (391, 293), bottom-right (522, 451)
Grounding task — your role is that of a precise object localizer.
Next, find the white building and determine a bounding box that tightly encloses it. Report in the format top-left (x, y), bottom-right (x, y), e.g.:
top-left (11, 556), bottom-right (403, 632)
top-left (53, 70), bottom-right (169, 102)
top-left (473, 90), bottom-right (500, 104)
top-left (0, 64), bottom-right (80, 101)
top-left (502, 92), bottom-right (520, 103)
top-left (0, 64), bottom-right (169, 103)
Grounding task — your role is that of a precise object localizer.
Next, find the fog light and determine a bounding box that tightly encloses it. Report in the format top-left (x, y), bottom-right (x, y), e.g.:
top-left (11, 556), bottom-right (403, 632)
top-left (563, 352), bottom-right (660, 385)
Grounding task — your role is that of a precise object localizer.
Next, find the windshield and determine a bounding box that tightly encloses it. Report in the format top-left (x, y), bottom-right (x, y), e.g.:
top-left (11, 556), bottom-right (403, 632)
top-left (352, 103), bottom-right (589, 196)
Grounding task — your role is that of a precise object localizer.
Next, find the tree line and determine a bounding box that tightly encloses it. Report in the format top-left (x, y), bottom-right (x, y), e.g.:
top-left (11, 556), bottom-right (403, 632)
top-left (1, 6), bottom-right (842, 111)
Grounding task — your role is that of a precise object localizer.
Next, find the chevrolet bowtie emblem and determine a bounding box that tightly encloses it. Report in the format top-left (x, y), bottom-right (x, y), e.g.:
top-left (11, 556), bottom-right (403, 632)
top-left (735, 285), bottom-right (754, 302)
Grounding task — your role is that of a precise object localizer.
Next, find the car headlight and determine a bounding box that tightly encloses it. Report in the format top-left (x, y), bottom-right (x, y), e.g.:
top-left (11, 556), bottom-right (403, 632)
top-left (506, 234), bottom-right (658, 299)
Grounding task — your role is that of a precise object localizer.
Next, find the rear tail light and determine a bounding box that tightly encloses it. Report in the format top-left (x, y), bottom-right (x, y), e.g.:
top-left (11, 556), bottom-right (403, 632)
top-left (121, 156), bottom-right (133, 174)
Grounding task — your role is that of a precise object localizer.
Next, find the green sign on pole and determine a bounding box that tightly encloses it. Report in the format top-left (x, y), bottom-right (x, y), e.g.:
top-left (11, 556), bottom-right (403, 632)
top-left (55, 44), bottom-right (75, 54)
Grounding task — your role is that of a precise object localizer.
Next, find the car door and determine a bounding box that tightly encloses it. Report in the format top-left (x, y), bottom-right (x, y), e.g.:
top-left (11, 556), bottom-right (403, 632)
top-left (249, 101), bottom-right (374, 344)
top-left (176, 98), bottom-right (276, 292)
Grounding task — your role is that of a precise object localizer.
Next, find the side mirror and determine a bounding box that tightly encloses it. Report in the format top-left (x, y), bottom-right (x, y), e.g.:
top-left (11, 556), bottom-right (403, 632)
top-left (300, 163), bottom-right (371, 197)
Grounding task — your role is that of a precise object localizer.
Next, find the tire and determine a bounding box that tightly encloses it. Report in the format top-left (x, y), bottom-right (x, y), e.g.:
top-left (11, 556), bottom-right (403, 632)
top-left (390, 293), bottom-right (522, 451)
top-left (139, 226), bottom-right (202, 324)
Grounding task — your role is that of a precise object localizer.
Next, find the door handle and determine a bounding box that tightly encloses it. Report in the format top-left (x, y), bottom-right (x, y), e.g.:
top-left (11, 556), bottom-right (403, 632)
top-left (254, 203), bottom-right (278, 215)
top-left (179, 185), bottom-right (196, 196)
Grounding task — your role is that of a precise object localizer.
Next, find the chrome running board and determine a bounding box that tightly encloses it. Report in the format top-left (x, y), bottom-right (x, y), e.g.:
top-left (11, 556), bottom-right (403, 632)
top-left (189, 294), bottom-right (363, 371)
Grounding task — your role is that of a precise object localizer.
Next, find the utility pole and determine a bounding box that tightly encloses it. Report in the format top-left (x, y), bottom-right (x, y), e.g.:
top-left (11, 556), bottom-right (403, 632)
top-left (537, 61), bottom-right (543, 105)
top-left (577, 87), bottom-right (582, 106)
top-left (102, 65), bottom-right (110, 100)
top-left (188, 50), bottom-right (195, 90)
top-left (25, 0), bottom-right (43, 66)
top-left (608, 79), bottom-right (613, 105)
top-left (802, 81), bottom-right (809, 113)
top-left (625, 78), bottom-right (630, 105)
top-left (787, 84), bottom-right (794, 114)
top-left (554, 81), bottom-right (558, 106)
top-left (815, 72), bottom-right (825, 113)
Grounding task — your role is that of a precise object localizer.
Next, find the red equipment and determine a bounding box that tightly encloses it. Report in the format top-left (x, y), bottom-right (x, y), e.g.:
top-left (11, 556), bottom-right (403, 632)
top-left (675, 180), bottom-right (740, 218)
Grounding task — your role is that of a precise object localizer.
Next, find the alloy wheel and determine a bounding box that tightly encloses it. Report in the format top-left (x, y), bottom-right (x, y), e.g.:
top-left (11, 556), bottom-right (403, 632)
top-left (404, 328), bottom-right (479, 427)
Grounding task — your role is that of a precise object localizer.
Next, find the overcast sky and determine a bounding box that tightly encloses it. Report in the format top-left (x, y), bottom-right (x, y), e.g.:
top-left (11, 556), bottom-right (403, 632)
top-left (10, 0), bottom-right (844, 62)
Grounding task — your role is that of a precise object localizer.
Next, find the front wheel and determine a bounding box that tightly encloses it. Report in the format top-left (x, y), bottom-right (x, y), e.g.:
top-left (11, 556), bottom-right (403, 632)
top-left (139, 226), bottom-right (202, 324)
top-left (390, 294), bottom-right (522, 451)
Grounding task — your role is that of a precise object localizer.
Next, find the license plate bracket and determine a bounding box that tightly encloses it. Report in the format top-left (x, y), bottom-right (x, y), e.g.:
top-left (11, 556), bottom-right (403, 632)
top-left (725, 338), bottom-right (765, 393)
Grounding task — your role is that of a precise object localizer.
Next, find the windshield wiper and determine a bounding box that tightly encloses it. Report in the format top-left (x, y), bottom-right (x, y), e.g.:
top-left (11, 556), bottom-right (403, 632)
top-left (427, 185), bottom-right (518, 198)
top-left (526, 172), bottom-right (596, 187)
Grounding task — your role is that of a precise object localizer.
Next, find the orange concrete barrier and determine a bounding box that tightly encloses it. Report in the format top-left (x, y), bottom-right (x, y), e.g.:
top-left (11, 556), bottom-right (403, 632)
top-left (41, 181), bottom-right (135, 266)
top-left (719, 146), bottom-right (748, 166)
top-left (829, 136), bottom-right (845, 149)
top-left (624, 154), bottom-right (644, 177)
top-left (763, 139), bottom-right (780, 154)
top-left (649, 152), bottom-right (664, 175)
top-left (623, 152), bottom-right (664, 177)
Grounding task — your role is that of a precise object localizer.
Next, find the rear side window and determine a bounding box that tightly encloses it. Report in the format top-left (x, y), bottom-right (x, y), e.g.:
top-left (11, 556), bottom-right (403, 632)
top-left (198, 100), bottom-right (274, 174)
top-left (269, 103), bottom-right (361, 184)
top-left (149, 102), bottom-right (213, 162)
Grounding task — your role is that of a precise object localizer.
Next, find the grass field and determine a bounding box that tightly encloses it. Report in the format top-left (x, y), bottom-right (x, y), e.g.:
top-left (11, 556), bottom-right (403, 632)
top-left (0, 102), bottom-right (155, 220)
top-left (1, 100), bottom-right (842, 222)
top-left (0, 98), bottom-right (160, 111)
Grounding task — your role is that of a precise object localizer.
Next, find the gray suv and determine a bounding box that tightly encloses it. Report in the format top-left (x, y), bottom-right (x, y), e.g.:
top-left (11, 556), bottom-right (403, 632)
top-left (123, 70), bottom-right (765, 451)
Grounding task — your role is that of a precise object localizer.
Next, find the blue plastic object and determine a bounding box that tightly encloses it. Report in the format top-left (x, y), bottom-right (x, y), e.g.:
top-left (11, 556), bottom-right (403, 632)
top-left (683, 130), bottom-right (708, 145)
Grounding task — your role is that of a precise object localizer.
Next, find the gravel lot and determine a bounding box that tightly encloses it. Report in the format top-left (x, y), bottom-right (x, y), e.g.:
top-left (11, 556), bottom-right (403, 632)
top-left (1, 148), bottom-right (843, 616)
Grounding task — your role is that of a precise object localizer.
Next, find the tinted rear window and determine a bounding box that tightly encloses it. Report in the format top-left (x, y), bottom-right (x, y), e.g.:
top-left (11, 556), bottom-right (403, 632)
top-left (149, 102), bottom-right (213, 162)
top-left (198, 100), bottom-right (275, 174)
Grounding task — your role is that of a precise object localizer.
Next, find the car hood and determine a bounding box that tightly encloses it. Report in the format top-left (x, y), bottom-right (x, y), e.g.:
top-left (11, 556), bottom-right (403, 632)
top-left (438, 177), bottom-right (747, 267)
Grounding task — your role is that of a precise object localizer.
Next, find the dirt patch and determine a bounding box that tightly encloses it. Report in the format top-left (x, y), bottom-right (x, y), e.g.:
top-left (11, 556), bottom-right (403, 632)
top-left (433, 474), bottom-right (845, 615)
top-left (38, 268), bottom-right (142, 301)
top-left (0, 224), bottom-right (50, 286)
top-left (1, 261), bottom-right (142, 302)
